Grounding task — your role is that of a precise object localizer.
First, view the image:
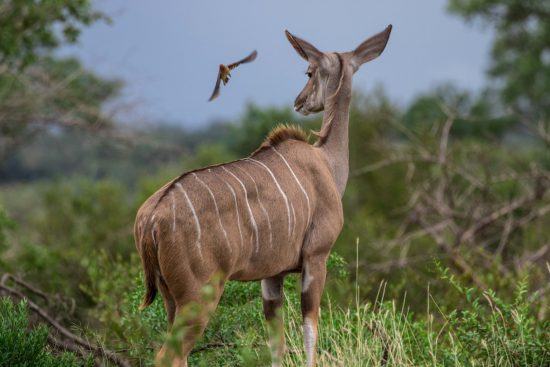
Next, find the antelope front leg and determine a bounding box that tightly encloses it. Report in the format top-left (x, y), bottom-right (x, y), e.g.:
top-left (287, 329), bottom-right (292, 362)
top-left (301, 257), bottom-right (327, 367)
top-left (262, 275), bottom-right (286, 367)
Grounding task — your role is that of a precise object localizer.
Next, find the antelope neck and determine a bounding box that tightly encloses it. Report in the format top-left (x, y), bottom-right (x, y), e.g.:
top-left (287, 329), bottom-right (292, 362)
top-left (317, 54), bottom-right (353, 196)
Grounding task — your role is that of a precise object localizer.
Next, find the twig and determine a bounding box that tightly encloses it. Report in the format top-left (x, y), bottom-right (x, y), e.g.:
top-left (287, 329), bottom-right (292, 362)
top-left (419, 218), bottom-right (488, 290)
top-left (1, 273), bottom-right (50, 304)
top-left (459, 195), bottom-right (534, 244)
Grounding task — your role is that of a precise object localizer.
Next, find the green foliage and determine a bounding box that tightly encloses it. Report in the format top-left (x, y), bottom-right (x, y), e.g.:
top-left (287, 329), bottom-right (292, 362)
top-left (228, 104), bottom-right (299, 156)
top-left (82, 252), bottom-right (164, 364)
top-left (0, 1), bottom-right (119, 162)
top-left (7, 179), bottom-right (135, 303)
top-left (186, 143), bottom-right (239, 170)
top-left (0, 56), bottom-right (122, 162)
top-left (0, 206), bottom-right (15, 268)
top-left (0, 56), bottom-right (121, 152)
top-left (41, 57), bottom-right (121, 116)
top-left (436, 285), bottom-right (549, 366)
top-left (0, 0), bottom-right (107, 67)
top-left (0, 298), bottom-right (87, 367)
top-left (1, 91), bottom-right (547, 364)
top-left (282, 277), bottom-right (549, 366)
top-left (403, 84), bottom-right (517, 138)
top-left (0, 1), bottom-right (548, 365)
top-left (36, 179), bottom-right (132, 254)
top-left (82, 247), bottom-right (348, 366)
top-left (152, 267), bottom-right (549, 367)
top-left (448, 0), bottom-right (550, 117)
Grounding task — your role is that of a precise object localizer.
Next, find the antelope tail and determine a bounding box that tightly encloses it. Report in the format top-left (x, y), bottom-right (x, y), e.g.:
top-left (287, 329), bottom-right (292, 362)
top-left (137, 219), bottom-right (159, 309)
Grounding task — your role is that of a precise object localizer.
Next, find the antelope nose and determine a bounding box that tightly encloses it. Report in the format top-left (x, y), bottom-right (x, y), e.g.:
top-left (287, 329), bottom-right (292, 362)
top-left (294, 96), bottom-right (305, 112)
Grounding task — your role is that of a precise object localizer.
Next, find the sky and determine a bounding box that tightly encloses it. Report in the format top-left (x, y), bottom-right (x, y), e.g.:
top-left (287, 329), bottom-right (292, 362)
top-left (63, 0), bottom-right (493, 129)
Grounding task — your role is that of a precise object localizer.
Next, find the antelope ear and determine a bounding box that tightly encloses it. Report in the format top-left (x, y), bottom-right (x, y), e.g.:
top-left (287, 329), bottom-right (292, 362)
top-left (285, 30), bottom-right (323, 64)
top-left (351, 24), bottom-right (392, 71)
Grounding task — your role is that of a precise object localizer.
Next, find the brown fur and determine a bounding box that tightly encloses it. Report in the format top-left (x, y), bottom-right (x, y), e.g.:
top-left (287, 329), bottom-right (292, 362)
top-left (151, 123), bottom-right (308, 219)
top-left (264, 123), bottom-right (308, 146)
top-left (251, 123), bottom-right (310, 155)
top-left (312, 53), bottom-right (345, 145)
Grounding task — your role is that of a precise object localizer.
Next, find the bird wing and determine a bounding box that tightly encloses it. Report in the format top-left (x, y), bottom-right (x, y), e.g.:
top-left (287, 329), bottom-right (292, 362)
top-left (228, 50), bottom-right (257, 70)
top-left (208, 67), bottom-right (223, 101)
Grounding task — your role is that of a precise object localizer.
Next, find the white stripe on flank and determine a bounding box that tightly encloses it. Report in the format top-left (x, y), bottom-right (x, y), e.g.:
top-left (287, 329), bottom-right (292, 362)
top-left (139, 218), bottom-right (147, 244)
top-left (290, 202), bottom-right (296, 238)
top-left (150, 214), bottom-right (157, 246)
top-left (272, 147), bottom-right (311, 225)
top-left (236, 166), bottom-right (273, 248)
top-left (246, 158), bottom-right (292, 238)
top-left (170, 192), bottom-right (176, 232)
top-left (222, 166), bottom-right (259, 252)
top-left (192, 173), bottom-right (231, 251)
top-left (175, 182), bottom-right (202, 258)
top-left (151, 226), bottom-right (157, 247)
top-left (222, 180), bottom-right (244, 250)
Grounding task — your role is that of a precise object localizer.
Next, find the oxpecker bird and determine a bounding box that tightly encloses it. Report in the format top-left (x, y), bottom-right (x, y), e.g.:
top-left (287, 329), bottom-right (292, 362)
top-left (208, 50), bottom-right (257, 101)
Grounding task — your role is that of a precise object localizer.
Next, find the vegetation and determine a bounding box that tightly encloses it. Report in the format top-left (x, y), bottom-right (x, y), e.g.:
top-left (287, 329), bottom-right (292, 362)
top-left (448, 0), bottom-right (550, 118)
top-left (0, 298), bottom-right (87, 367)
top-left (0, 0), bottom-right (548, 366)
top-left (0, 0), bottom-right (120, 162)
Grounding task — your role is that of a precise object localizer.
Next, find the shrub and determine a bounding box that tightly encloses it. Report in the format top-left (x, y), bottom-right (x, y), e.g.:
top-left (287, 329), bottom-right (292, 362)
top-left (0, 298), bottom-right (87, 367)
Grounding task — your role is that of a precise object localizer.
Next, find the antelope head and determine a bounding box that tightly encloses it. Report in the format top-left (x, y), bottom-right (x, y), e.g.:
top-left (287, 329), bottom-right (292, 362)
top-left (285, 25), bottom-right (392, 116)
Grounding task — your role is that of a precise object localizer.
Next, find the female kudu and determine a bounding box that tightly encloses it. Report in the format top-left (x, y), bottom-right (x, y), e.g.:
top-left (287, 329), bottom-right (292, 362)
top-left (135, 25), bottom-right (392, 367)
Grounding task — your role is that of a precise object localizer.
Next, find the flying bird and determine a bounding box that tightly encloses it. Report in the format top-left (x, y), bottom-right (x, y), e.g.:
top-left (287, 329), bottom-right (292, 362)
top-left (208, 50), bottom-right (257, 101)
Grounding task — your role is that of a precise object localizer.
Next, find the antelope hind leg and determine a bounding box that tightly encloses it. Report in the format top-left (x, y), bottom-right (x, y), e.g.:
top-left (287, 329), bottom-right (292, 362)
top-left (261, 275), bottom-right (286, 367)
top-left (158, 277), bottom-right (177, 327)
top-left (156, 278), bottom-right (226, 367)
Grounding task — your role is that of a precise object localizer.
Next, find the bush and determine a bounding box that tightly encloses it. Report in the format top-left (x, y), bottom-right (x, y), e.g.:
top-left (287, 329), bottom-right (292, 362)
top-left (81, 252), bottom-right (165, 365)
top-left (0, 298), bottom-right (87, 367)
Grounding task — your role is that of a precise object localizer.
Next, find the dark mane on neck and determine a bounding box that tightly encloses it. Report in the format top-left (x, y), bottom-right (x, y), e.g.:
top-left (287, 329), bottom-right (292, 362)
top-left (264, 123), bottom-right (308, 146)
top-left (251, 123), bottom-right (309, 155)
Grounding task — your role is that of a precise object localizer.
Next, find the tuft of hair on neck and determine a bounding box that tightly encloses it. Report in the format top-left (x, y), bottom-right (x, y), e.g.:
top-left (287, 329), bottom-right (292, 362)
top-left (250, 123), bottom-right (309, 156)
top-left (263, 123), bottom-right (309, 147)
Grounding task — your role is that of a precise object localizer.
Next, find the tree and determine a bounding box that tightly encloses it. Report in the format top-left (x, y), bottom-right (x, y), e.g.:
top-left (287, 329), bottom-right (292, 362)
top-left (0, 1), bottom-right (121, 161)
top-left (228, 103), bottom-right (298, 156)
top-left (448, 0), bottom-right (550, 119)
top-left (0, 0), bottom-right (107, 68)
top-left (403, 84), bottom-right (516, 138)
top-left (0, 56), bottom-right (122, 160)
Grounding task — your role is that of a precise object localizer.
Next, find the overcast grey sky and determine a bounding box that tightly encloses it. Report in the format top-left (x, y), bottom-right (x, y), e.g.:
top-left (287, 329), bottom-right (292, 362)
top-left (63, 0), bottom-right (493, 128)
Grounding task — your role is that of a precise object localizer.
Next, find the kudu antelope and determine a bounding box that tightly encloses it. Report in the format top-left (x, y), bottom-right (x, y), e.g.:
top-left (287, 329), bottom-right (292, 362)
top-left (135, 25), bottom-right (392, 367)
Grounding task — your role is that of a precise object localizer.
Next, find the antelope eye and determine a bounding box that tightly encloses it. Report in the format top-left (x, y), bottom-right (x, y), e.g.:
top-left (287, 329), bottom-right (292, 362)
top-left (306, 71), bottom-right (312, 78)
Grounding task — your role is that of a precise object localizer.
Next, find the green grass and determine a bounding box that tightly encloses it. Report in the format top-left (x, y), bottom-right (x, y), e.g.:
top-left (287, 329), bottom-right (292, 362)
top-left (160, 278), bottom-right (548, 367)
top-left (280, 282), bottom-right (549, 367)
top-left (78, 247), bottom-right (550, 367)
